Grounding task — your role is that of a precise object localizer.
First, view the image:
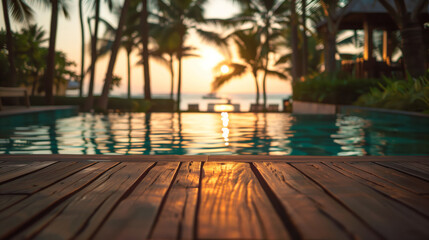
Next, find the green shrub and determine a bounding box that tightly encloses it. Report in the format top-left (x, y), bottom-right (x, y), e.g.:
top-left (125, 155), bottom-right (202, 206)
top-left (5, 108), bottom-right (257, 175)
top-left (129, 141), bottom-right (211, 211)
top-left (293, 72), bottom-right (380, 105)
top-left (354, 73), bottom-right (429, 113)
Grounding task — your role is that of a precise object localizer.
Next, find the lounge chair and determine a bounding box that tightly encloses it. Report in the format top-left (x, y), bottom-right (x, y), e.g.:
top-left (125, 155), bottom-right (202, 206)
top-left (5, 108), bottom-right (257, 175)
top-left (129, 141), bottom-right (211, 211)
top-left (0, 87), bottom-right (30, 111)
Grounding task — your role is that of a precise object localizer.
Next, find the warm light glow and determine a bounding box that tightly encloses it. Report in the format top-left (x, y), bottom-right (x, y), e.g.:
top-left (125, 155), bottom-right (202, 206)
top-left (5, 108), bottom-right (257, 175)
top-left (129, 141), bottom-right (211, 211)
top-left (220, 65), bottom-right (229, 74)
top-left (221, 112), bottom-right (230, 146)
top-left (214, 104), bottom-right (234, 112)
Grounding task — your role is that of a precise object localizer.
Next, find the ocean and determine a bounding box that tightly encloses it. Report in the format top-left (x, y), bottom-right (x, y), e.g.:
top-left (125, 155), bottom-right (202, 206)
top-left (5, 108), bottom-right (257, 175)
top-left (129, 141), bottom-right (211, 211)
top-left (154, 93), bottom-right (291, 111)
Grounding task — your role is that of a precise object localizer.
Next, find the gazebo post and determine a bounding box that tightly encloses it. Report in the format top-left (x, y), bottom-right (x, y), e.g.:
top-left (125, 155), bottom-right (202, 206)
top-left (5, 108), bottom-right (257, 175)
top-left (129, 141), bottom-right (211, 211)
top-left (382, 30), bottom-right (392, 65)
top-left (363, 19), bottom-right (374, 77)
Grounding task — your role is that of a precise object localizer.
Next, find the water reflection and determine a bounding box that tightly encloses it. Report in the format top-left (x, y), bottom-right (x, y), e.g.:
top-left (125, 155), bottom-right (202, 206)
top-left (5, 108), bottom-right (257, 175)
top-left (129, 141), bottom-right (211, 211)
top-left (1, 112), bottom-right (428, 155)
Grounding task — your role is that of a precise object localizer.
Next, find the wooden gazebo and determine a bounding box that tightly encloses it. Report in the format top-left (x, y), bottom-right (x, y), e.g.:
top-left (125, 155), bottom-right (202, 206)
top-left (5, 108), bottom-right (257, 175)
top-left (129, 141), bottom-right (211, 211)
top-left (317, 0), bottom-right (429, 78)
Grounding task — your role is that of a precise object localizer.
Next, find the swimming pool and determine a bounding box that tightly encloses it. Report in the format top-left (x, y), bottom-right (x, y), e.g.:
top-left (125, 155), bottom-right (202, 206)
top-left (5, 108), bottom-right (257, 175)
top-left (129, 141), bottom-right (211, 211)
top-left (0, 111), bottom-right (428, 155)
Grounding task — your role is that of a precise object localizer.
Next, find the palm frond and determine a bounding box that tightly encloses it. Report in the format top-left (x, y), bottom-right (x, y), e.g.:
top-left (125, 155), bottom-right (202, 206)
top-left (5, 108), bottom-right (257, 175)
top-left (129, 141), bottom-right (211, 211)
top-left (212, 62), bottom-right (248, 91)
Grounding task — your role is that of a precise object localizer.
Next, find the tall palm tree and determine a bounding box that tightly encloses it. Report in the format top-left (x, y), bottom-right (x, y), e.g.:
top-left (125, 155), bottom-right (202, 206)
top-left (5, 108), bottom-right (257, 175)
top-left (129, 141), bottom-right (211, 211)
top-left (212, 29), bottom-right (287, 106)
top-left (377, 0), bottom-right (428, 77)
top-left (97, 0), bottom-right (132, 111)
top-left (219, 0), bottom-right (288, 110)
top-left (290, 0), bottom-right (299, 84)
top-left (79, 0), bottom-right (85, 97)
top-left (85, 0), bottom-right (113, 111)
top-left (319, 0), bottom-right (348, 73)
top-left (141, 0), bottom-right (151, 100)
top-left (1, 0), bottom-right (34, 87)
top-left (155, 0), bottom-right (228, 112)
top-left (44, 0), bottom-right (70, 105)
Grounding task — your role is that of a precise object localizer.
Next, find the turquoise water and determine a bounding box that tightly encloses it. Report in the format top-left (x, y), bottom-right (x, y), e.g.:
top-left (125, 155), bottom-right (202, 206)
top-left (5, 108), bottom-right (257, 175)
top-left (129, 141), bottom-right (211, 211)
top-left (0, 112), bottom-right (428, 155)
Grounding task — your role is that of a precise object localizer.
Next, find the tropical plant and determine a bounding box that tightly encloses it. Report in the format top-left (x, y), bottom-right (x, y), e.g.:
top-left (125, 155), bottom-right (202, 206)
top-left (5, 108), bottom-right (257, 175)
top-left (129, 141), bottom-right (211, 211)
top-left (214, 0), bottom-right (288, 109)
top-left (141, 0), bottom-right (151, 100)
top-left (42, 0), bottom-right (70, 104)
top-left (79, 0), bottom-right (85, 97)
top-left (15, 24), bottom-right (47, 95)
top-left (355, 72), bottom-right (429, 113)
top-left (154, 0), bottom-right (227, 111)
top-left (212, 29), bottom-right (287, 107)
top-left (318, 0), bottom-right (349, 73)
top-left (97, 0), bottom-right (133, 111)
top-left (377, 0), bottom-right (428, 77)
top-left (293, 71), bottom-right (380, 104)
top-left (85, 0), bottom-right (114, 111)
top-left (1, 0), bottom-right (34, 87)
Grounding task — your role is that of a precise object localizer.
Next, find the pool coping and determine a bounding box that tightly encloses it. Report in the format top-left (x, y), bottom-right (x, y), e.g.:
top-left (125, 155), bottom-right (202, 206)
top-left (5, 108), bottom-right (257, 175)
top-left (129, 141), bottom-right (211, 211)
top-left (0, 105), bottom-right (78, 117)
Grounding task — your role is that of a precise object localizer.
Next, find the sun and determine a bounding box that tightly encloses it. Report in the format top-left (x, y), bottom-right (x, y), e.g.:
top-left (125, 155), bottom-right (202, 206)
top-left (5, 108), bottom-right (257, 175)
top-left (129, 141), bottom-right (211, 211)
top-left (220, 65), bottom-right (229, 74)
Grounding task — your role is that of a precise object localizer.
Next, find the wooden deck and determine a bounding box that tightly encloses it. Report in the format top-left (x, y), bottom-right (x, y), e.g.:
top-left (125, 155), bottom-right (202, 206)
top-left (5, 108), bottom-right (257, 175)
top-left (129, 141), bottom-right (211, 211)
top-left (0, 155), bottom-right (428, 239)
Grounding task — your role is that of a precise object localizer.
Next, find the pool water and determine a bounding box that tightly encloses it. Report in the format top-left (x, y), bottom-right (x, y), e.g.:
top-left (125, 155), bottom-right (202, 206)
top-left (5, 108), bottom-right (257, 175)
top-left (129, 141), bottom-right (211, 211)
top-left (0, 112), bottom-right (428, 155)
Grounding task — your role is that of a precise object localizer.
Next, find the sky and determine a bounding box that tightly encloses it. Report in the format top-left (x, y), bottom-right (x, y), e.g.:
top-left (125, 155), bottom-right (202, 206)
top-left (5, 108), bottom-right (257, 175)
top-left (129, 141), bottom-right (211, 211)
top-left (0, 0), bottom-right (292, 97)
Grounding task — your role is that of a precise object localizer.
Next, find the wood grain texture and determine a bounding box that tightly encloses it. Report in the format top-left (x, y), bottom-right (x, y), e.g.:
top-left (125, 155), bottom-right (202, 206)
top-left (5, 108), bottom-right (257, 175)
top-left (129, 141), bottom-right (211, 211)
top-left (0, 161), bottom-right (55, 184)
top-left (0, 162), bottom-right (93, 194)
top-left (350, 162), bottom-right (429, 194)
top-left (294, 162), bottom-right (429, 239)
top-left (150, 161), bottom-right (201, 240)
top-left (94, 162), bottom-right (180, 240)
top-left (329, 162), bottom-right (429, 217)
top-left (198, 162), bottom-right (290, 240)
top-left (0, 162), bottom-right (116, 239)
top-left (18, 162), bottom-right (153, 240)
top-left (254, 162), bottom-right (378, 240)
top-left (376, 161), bottom-right (429, 182)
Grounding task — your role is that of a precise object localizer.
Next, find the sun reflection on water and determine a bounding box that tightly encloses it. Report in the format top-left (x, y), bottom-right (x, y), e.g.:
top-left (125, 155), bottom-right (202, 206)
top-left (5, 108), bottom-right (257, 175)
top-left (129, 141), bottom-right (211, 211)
top-left (221, 112), bottom-right (230, 146)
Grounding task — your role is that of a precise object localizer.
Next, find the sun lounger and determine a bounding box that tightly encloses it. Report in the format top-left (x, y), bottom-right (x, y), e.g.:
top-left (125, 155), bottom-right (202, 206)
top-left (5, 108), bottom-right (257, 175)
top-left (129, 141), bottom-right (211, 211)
top-left (0, 87), bottom-right (30, 111)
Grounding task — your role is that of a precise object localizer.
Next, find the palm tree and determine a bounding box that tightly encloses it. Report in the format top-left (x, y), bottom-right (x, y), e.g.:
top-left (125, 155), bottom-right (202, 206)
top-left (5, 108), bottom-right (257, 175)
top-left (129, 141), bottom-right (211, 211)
top-left (219, 0), bottom-right (288, 110)
top-left (155, 0), bottom-right (227, 112)
top-left (141, 0), bottom-right (151, 100)
top-left (85, 0), bottom-right (113, 111)
top-left (319, 0), bottom-right (348, 73)
top-left (19, 24), bottom-right (47, 95)
top-left (79, 0), bottom-right (85, 97)
top-left (97, 0), bottom-right (132, 111)
top-left (1, 0), bottom-right (34, 87)
top-left (377, 0), bottom-right (428, 77)
top-left (44, 0), bottom-right (70, 105)
top-left (212, 29), bottom-right (286, 107)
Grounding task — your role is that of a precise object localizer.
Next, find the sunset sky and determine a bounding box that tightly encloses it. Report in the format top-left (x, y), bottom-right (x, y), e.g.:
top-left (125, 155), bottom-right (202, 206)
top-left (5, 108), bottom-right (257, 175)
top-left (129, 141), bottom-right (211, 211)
top-left (0, 0), bottom-right (292, 97)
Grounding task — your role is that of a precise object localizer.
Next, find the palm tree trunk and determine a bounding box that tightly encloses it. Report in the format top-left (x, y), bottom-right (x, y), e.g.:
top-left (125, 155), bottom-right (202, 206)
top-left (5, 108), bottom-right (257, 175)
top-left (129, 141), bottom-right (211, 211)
top-left (141, 0), bottom-right (151, 100)
top-left (127, 50), bottom-right (131, 99)
top-left (400, 23), bottom-right (426, 77)
top-left (290, 0), bottom-right (299, 84)
top-left (176, 55), bottom-right (182, 112)
top-left (301, 0), bottom-right (308, 76)
top-left (31, 71), bottom-right (38, 96)
top-left (85, 0), bottom-right (101, 111)
top-left (262, 56), bottom-right (268, 111)
top-left (324, 30), bottom-right (337, 73)
top-left (97, 0), bottom-right (131, 111)
top-left (45, 0), bottom-right (59, 105)
top-left (252, 71), bottom-right (260, 107)
top-left (2, 0), bottom-right (17, 87)
top-left (169, 54), bottom-right (174, 100)
top-left (79, 0), bottom-right (85, 97)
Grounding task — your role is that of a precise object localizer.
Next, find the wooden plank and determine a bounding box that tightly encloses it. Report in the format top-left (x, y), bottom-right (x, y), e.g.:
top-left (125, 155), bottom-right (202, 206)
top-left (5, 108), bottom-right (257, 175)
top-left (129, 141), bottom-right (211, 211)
top-left (0, 161), bottom-right (56, 184)
top-left (1, 154), bottom-right (428, 163)
top-left (0, 195), bottom-right (26, 212)
top-left (208, 155), bottom-right (429, 162)
top-left (17, 162), bottom-right (153, 240)
top-left (0, 162), bottom-right (116, 239)
top-left (151, 161), bottom-right (201, 240)
top-left (376, 162), bottom-right (429, 182)
top-left (254, 162), bottom-right (378, 239)
top-left (0, 154), bottom-right (208, 162)
top-left (293, 162), bottom-right (429, 239)
top-left (0, 162), bottom-right (93, 194)
top-left (94, 162), bottom-right (180, 240)
top-left (350, 162), bottom-right (429, 194)
top-left (329, 162), bottom-right (429, 217)
top-left (197, 162), bottom-right (290, 240)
